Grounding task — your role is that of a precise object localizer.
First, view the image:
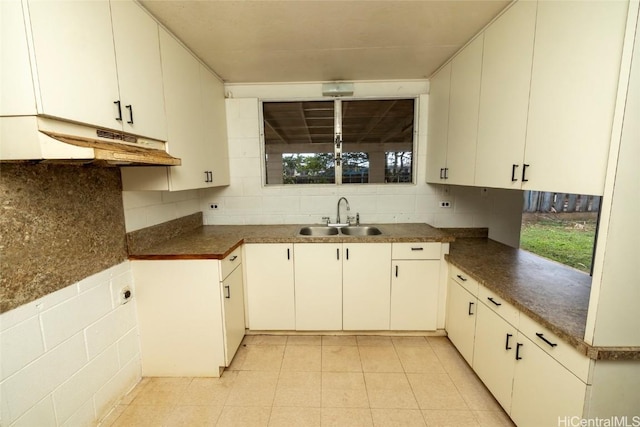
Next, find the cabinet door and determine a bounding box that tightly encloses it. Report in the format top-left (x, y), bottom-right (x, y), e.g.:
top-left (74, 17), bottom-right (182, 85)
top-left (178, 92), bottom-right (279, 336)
top-left (446, 35), bottom-right (483, 186)
top-left (159, 28), bottom-right (206, 191)
top-left (511, 335), bottom-right (587, 427)
top-left (132, 260), bottom-right (225, 376)
top-left (473, 302), bottom-right (517, 411)
top-left (294, 243), bottom-right (342, 331)
top-left (426, 63), bottom-right (451, 183)
top-left (524, 1), bottom-right (628, 195)
top-left (245, 244), bottom-right (295, 330)
top-left (200, 65), bottom-right (230, 187)
top-left (474, 1), bottom-right (536, 189)
top-left (222, 265), bottom-right (245, 366)
top-left (28, 0), bottom-right (120, 130)
top-left (445, 279), bottom-right (477, 364)
top-left (390, 260), bottom-right (440, 330)
top-left (110, 0), bottom-right (167, 141)
top-left (343, 243), bottom-right (391, 330)
top-left (1, 0), bottom-right (37, 116)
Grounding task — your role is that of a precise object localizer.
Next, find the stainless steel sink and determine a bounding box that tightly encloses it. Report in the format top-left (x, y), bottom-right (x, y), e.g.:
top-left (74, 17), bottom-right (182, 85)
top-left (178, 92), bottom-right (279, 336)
top-left (299, 226), bottom-right (339, 236)
top-left (340, 226), bottom-right (382, 236)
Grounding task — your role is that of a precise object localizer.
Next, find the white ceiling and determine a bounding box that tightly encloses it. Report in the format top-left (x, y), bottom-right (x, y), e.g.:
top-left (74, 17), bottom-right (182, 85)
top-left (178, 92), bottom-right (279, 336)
top-left (139, 0), bottom-right (512, 83)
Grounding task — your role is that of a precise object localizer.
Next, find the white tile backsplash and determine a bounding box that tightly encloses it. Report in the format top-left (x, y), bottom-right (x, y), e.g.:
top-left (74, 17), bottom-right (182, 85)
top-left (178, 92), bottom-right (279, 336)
top-left (0, 261), bottom-right (142, 426)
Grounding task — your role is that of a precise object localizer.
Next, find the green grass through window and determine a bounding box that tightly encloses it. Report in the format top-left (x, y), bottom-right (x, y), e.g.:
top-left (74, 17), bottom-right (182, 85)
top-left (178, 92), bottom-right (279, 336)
top-left (520, 213), bottom-right (598, 273)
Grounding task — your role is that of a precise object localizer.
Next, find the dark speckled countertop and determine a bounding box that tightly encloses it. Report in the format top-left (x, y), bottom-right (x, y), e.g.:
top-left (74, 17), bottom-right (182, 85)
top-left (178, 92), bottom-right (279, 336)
top-left (448, 238), bottom-right (640, 361)
top-left (128, 219), bottom-right (454, 260)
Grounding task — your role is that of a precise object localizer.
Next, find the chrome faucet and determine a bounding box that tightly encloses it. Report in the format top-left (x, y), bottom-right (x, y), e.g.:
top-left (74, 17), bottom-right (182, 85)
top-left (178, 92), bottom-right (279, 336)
top-left (336, 197), bottom-right (350, 225)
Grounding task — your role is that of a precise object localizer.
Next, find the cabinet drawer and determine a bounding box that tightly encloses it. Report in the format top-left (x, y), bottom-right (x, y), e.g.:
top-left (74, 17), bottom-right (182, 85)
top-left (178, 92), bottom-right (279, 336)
top-left (478, 285), bottom-right (519, 327)
top-left (518, 312), bottom-right (591, 383)
top-left (221, 246), bottom-right (242, 280)
top-left (449, 264), bottom-right (478, 296)
top-left (392, 242), bottom-right (441, 260)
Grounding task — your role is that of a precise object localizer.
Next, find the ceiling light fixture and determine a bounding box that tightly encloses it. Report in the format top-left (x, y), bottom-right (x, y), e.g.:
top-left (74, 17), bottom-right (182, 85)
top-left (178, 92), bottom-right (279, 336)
top-left (322, 82), bottom-right (354, 97)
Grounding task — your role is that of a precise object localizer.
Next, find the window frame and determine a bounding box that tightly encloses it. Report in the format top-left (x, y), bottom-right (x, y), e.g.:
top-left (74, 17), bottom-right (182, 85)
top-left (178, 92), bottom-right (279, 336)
top-left (259, 96), bottom-right (419, 186)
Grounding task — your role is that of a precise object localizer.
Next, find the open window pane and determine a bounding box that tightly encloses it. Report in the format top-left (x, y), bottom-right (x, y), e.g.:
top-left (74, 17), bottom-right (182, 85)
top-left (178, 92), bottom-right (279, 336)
top-left (264, 101), bottom-right (335, 184)
top-left (342, 99), bottom-right (415, 184)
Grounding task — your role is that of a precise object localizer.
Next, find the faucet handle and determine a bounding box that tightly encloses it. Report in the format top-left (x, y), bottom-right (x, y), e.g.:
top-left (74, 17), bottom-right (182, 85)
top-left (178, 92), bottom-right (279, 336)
top-left (322, 216), bottom-right (331, 225)
top-left (347, 215), bottom-right (356, 225)
top-left (356, 212), bottom-right (360, 226)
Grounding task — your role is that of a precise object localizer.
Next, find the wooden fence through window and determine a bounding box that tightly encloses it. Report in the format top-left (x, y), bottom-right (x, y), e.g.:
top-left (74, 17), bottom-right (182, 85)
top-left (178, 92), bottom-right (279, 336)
top-left (523, 191), bottom-right (601, 213)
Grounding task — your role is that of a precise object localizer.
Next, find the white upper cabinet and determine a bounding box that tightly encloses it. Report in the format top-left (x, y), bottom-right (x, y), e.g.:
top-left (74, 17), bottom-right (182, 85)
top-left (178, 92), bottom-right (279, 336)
top-left (110, 0), bottom-right (167, 141)
top-left (523, 1), bottom-right (628, 195)
top-left (426, 62), bottom-right (451, 183)
top-left (200, 64), bottom-right (231, 187)
top-left (21, 0), bottom-right (167, 140)
top-left (120, 29), bottom-right (230, 191)
top-left (445, 35), bottom-right (484, 186)
top-left (0, 0), bottom-right (37, 115)
top-left (474, 1), bottom-right (537, 189)
top-left (27, 0), bottom-right (120, 130)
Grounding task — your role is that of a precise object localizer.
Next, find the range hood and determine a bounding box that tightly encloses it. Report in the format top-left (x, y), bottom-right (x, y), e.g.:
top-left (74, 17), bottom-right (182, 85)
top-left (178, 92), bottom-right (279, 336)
top-left (0, 116), bottom-right (181, 166)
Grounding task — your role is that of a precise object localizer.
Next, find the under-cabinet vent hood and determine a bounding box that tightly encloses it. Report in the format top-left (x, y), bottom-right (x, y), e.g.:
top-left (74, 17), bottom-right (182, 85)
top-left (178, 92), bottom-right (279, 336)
top-left (0, 116), bottom-right (181, 166)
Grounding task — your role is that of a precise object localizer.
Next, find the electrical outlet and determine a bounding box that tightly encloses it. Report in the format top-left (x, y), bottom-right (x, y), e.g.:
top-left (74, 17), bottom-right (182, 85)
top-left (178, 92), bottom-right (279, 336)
top-left (439, 201), bottom-right (451, 208)
top-left (209, 203), bottom-right (220, 210)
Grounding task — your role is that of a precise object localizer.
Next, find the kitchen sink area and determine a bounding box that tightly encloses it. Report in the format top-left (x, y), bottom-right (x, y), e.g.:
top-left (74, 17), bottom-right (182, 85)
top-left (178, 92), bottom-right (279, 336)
top-left (298, 225), bottom-right (382, 236)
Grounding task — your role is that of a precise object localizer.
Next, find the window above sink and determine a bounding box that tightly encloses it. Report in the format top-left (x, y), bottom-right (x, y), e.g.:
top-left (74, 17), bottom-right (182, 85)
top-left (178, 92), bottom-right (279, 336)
top-left (262, 98), bottom-right (417, 186)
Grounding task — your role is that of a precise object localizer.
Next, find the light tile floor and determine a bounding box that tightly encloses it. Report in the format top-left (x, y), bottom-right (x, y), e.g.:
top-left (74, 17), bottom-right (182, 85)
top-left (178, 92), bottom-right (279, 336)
top-left (101, 335), bottom-right (515, 426)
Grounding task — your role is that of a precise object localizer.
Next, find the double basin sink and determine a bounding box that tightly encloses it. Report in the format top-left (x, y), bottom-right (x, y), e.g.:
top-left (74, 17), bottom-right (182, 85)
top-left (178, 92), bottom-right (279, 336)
top-left (299, 226), bottom-right (382, 237)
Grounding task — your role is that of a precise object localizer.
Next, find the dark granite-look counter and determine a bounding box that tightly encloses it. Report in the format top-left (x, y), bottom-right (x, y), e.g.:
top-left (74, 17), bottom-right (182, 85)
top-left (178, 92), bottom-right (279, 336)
top-left (128, 216), bottom-right (455, 260)
top-left (447, 238), bottom-right (640, 360)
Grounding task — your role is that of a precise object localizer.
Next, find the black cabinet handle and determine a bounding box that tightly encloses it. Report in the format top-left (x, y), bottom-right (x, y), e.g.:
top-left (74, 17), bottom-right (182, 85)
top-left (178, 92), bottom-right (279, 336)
top-left (346, 248), bottom-right (349, 260)
top-left (522, 164), bottom-right (530, 182)
top-left (440, 168), bottom-right (445, 179)
top-left (126, 104), bottom-right (134, 124)
top-left (536, 333), bottom-right (558, 348)
top-left (505, 333), bottom-right (513, 350)
top-left (114, 100), bottom-right (122, 121)
top-left (516, 342), bottom-right (523, 360)
top-left (395, 265), bottom-right (399, 278)
top-left (229, 255), bottom-right (238, 262)
top-left (224, 285), bottom-right (230, 299)
top-left (468, 301), bottom-right (474, 315)
top-left (411, 247), bottom-right (423, 251)
top-left (456, 274), bottom-right (467, 282)
top-left (337, 248), bottom-right (339, 260)
top-left (487, 297), bottom-right (502, 307)
top-left (511, 164), bottom-right (519, 182)
top-left (204, 171), bottom-right (213, 182)
top-left (287, 248), bottom-right (290, 260)
top-left (444, 168), bottom-right (449, 179)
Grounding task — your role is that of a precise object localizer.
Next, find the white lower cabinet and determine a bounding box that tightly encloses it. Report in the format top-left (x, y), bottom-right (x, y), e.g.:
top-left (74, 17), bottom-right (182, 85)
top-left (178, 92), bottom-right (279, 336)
top-left (390, 243), bottom-right (442, 330)
top-left (446, 262), bottom-right (590, 425)
top-left (245, 243), bottom-right (295, 330)
top-left (343, 243), bottom-right (392, 330)
top-left (294, 243), bottom-right (343, 330)
top-left (510, 334), bottom-right (587, 427)
top-left (446, 268), bottom-right (478, 364)
top-left (132, 251), bottom-right (245, 377)
top-left (473, 302), bottom-right (518, 410)
top-left (221, 261), bottom-right (245, 366)
top-left (245, 241), bottom-right (445, 332)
